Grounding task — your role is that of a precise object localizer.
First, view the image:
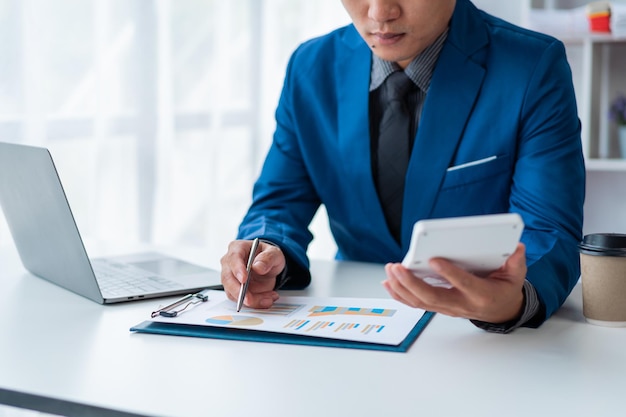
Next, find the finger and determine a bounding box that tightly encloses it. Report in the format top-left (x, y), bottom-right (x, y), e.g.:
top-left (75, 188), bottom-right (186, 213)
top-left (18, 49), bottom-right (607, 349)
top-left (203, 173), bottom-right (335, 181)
top-left (427, 257), bottom-right (480, 293)
top-left (383, 264), bottom-right (433, 309)
top-left (220, 240), bottom-right (251, 284)
top-left (221, 272), bottom-right (242, 303)
top-left (242, 241), bottom-right (286, 308)
top-left (244, 243), bottom-right (286, 295)
top-left (251, 243), bottom-right (286, 277)
top-left (220, 240), bottom-right (286, 310)
top-left (382, 277), bottom-right (416, 307)
top-left (243, 290), bottom-right (280, 309)
top-left (500, 243), bottom-right (527, 277)
top-left (220, 240), bottom-right (260, 302)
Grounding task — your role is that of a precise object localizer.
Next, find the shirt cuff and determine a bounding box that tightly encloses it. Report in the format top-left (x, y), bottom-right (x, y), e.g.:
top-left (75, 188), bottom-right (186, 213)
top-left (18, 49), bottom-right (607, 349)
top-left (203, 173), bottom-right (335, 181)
top-left (470, 280), bottom-right (541, 334)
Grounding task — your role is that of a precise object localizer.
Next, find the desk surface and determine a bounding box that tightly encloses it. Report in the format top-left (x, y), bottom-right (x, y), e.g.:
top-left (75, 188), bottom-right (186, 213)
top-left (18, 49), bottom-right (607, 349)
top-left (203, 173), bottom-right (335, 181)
top-left (1, 244), bottom-right (625, 417)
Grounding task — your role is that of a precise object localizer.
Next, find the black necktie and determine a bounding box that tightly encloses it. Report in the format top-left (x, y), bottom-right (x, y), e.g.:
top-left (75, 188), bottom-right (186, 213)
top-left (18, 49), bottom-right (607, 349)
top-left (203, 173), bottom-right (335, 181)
top-left (376, 71), bottom-right (415, 242)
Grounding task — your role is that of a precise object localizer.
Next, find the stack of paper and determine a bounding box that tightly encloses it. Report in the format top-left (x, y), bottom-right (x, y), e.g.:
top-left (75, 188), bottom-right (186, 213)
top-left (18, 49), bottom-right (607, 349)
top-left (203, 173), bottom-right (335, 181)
top-left (611, 4), bottom-right (626, 37)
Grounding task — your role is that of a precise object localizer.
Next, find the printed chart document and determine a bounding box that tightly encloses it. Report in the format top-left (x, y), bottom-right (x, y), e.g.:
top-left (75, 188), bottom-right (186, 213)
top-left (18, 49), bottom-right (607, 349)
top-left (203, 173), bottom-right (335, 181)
top-left (131, 290), bottom-right (434, 352)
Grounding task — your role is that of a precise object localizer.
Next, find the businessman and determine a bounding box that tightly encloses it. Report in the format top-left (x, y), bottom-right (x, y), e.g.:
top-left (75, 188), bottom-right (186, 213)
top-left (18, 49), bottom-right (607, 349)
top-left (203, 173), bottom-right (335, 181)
top-left (220, 0), bottom-right (585, 332)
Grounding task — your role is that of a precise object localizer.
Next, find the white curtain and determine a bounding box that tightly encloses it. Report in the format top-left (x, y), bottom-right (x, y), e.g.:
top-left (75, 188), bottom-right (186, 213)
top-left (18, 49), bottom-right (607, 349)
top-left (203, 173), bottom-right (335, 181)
top-left (0, 0), bottom-right (348, 261)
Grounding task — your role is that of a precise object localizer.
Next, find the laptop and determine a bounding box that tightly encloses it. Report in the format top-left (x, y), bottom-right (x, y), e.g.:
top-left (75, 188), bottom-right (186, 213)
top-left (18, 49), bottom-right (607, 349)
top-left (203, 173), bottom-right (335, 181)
top-left (0, 141), bottom-right (221, 304)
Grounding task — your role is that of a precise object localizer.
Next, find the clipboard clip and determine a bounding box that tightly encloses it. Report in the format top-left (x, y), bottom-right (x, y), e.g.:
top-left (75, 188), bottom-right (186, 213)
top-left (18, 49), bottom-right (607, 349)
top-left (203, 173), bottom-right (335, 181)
top-left (151, 291), bottom-right (209, 318)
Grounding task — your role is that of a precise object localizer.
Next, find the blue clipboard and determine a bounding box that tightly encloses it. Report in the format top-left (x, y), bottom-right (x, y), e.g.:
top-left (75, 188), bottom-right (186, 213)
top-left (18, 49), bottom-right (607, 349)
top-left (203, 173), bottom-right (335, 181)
top-left (130, 311), bottom-right (434, 352)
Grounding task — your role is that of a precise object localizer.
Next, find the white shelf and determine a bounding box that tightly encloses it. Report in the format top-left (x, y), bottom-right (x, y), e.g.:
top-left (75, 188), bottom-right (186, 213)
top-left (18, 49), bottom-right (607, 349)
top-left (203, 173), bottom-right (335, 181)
top-left (524, 1), bottom-right (626, 234)
top-left (547, 34), bottom-right (626, 164)
top-left (513, 1), bottom-right (626, 165)
top-left (525, 2), bottom-right (626, 163)
top-left (556, 33), bottom-right (626, 44)
top-left (585, 158), bottom-right (626, 171)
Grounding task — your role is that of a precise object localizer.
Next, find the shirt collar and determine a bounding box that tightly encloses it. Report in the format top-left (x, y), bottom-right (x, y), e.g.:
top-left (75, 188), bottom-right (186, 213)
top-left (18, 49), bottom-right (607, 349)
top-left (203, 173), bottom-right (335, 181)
top-left (369, 28), bottom-right (449, 92)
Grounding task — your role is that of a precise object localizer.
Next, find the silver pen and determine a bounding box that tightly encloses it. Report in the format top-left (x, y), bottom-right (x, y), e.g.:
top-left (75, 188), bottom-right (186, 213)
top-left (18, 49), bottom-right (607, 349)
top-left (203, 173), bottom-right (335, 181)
top-left (236, 237), bottom-right (260, 312)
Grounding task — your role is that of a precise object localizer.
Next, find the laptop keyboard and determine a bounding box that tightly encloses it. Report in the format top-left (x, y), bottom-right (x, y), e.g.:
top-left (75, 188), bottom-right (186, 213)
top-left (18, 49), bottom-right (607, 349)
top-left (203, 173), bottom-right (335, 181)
top-left (93, 261), bottom-right (183, 297)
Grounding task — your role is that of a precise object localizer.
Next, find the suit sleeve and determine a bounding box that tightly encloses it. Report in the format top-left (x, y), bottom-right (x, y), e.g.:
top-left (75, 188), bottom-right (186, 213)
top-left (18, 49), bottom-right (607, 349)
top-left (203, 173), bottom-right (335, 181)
top-left (511, 39), bottom-right (585, 321)
top-left (236, 47), bottom-right (320, 288)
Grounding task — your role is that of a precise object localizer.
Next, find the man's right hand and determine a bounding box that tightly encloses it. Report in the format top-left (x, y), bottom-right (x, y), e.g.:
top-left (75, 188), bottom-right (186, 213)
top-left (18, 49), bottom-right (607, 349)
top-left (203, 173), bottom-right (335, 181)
top-left (220, 239), bottom-right (286, 309)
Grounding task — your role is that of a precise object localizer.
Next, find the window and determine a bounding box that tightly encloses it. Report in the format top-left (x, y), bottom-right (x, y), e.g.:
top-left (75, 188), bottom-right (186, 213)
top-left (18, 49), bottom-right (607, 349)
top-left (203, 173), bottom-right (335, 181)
top-left (0, 0), bottom-right (348, 260)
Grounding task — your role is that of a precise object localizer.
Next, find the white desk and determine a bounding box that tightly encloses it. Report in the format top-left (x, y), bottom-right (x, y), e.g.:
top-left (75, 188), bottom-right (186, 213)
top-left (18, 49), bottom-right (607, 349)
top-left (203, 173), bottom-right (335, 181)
top-left (1, 244), bottom-right (625, 417)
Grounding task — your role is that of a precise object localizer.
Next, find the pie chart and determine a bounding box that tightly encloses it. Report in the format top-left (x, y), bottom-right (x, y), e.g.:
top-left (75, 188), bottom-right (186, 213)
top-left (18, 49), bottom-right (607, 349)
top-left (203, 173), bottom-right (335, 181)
top-left (206, 315), bottom-right (263, 326)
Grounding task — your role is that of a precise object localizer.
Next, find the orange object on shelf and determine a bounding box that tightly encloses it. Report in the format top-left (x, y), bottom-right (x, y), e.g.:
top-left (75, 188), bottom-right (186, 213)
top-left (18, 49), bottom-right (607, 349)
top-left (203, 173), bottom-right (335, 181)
top-left (589, 12), bottom-right (611, 32)
top-left (586, 1), bottom-right (612, 33)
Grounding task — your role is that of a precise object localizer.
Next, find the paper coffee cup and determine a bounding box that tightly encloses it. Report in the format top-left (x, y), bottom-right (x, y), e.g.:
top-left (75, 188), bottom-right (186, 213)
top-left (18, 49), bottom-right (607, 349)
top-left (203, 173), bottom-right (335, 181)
top-left (579, 233), bottom-right (626, 327)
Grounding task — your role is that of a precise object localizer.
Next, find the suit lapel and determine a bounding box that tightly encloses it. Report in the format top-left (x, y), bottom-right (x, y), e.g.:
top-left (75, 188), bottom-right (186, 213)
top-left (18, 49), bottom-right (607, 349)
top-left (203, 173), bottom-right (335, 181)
top-left (401, 0), bottom-right (488, 250)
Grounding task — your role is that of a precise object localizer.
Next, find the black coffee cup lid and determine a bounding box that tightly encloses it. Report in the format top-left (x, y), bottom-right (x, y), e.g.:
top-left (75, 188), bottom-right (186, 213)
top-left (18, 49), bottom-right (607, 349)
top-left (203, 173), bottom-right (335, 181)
top-left (579, 233), bottom-right (626, 257)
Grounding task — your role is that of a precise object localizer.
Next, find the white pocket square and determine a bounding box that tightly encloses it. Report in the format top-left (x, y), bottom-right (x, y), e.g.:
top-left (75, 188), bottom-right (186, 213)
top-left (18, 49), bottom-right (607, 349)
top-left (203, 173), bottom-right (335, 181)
top-left (447, 155), bottom-right (497, 172)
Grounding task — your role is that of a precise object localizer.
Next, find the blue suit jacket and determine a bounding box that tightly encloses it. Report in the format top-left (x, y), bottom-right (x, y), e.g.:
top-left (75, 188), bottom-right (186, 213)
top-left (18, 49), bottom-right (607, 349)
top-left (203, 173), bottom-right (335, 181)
top-left (238, 0), bottom-right (585, 323)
